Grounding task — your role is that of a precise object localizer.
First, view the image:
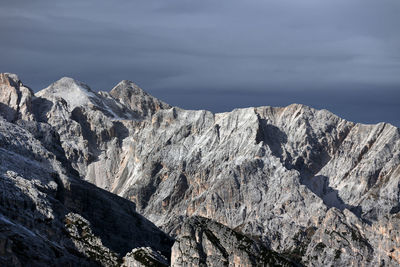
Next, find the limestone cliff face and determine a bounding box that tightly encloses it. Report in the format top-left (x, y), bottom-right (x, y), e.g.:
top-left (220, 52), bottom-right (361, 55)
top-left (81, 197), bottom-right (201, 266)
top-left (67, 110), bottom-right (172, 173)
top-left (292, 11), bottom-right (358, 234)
top-left (33, 77), bottom-right (170, 190)
top-left (109, 80), bottom-right (171, 118)
top-left (171, 216), bottom-right (295, 266)
top-left (1, 73), bottom-right (400, 266)
top-left (117, 105), bottom-right (400, 266)
top-left (0, 73), bottom-right (35, 122)
top-left (0, 74), bottom-right (172, 266)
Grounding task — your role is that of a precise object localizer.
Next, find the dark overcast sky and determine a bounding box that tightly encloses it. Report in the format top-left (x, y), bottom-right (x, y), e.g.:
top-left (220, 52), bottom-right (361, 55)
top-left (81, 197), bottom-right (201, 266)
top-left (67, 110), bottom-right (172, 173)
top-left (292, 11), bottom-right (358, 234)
top-left (0, 0), bottom-right (399, 126)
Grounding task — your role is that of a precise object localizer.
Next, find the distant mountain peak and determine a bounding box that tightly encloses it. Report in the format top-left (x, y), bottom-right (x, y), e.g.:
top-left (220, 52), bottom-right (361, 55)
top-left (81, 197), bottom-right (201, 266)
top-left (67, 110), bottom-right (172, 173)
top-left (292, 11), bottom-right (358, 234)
top-left (110, 79), bottom-right (155, 100)
top-left (110, 80), bottom-right (171, 117)
top-left (50, 77), bottom-right (95, 93)
top-left (112, 79), bottom-right (142, 91)
top-left (36, 77), bottom-right (99, 111)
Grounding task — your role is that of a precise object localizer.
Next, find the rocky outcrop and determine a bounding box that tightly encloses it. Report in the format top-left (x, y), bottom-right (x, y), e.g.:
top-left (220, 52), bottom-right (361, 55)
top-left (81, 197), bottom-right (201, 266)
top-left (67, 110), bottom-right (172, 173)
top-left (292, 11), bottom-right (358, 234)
top-left (110, 105), bottom-right (399, 266)
top-left (123, 247), bottom-right (169, 267)
top-left (0, 78), bottom-right (173, 266)
top-left (1, 73), bottom-right (399, 266)
top-left (33, 77), bottom-right (170, 190)
top-left (0, 73), bottom-right (35, 122)
top-left (171, 216), bottom-right (295, 266)
top-left (109, 80), bottom-right (171, 118)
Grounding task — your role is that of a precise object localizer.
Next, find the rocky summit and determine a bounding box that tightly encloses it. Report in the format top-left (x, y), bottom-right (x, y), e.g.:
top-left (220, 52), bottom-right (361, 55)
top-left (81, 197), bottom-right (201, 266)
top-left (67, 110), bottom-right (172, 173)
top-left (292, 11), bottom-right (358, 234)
top-left (0, 72), bottom-right (399, 266)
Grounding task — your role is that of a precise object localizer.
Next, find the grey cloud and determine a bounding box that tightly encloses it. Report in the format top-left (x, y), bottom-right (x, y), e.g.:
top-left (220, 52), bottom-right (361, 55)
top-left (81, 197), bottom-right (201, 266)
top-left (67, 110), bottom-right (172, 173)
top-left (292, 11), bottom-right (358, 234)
top-left (0, 0), bottom-right (399, 125)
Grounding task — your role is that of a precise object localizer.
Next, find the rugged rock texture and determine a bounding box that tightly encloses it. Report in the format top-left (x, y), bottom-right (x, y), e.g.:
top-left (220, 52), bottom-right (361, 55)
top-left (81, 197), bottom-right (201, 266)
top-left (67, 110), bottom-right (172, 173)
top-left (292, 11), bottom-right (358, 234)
top-left (0, 73), bottom-right (35, 122)
top-left (1, 73), bottom-right (400, 266)
top-left (121, 107), bottom-right (400, 266)
top-left (33, 77), bottom-right (170, 190)
top-left (123, 247), bottom-right (169, 267)
top-left (0, 73), bottom-right (173, 266)
top-left (171, 216), bottom-right (295, 266)
top-left (109, 80), bottom-right (171, 118)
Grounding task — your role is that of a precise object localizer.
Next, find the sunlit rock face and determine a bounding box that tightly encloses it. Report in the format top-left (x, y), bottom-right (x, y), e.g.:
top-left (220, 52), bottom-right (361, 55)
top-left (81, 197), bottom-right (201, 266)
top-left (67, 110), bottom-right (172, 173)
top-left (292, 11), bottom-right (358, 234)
top-left (33, 77), bottom-right (170, 190)
top-left (1, 73), bottom-right (400, 266)
top-left (118, 103), bottom-right (400, 266)
top-left (0, 74), bottom-right (173, 266)
top-left (0, 73), bottom-right (35, 122)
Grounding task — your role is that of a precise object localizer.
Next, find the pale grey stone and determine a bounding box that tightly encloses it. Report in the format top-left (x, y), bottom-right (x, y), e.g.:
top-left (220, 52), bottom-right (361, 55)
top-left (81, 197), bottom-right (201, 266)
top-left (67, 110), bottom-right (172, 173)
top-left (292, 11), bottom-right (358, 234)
top-left (1, 72), bottom-right (400, 266)
top-left (0, 74), bottom-right (173, 266)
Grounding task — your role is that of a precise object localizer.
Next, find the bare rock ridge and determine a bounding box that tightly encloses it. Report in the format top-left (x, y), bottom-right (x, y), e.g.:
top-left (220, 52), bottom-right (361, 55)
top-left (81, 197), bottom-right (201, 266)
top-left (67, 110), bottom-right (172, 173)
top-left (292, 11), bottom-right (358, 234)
top-left (171, 216), bottom-right (295, 266)
top-left (32, 77), bottom-right (171, 190)
top-left (109, 79), bottom-right (171, 118)
top-left (0, 73), bottom-right (35, 122)
top-left (36, 77), bottom-right (139, 120)
top-left (0, 72), bottom-right (400, 266)
top-left (0, 73), bottom-right (288, 267)
top-left (0, 73), bottom-right (173, 266)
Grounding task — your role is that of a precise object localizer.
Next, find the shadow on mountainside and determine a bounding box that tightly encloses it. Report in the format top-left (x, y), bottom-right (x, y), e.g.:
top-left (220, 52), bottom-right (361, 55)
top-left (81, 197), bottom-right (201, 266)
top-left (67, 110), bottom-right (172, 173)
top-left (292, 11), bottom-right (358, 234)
top-left (0, 171), bottom-right (94, 266)
top-left (302, 175), bottom-right (362, 217)
top-left (256, 119), bottom-right (363, 219)
top-left (0, 102), bottom-right (17, 122)
top-left (0, 114), bottom-right (173, 265)
top-left (0, 164), bottom-right (173, 266)
top-left (256, 120), bottom-right (287, 159)
top-left (64, 178), bottom-right (174, 257)
top-left (32, 97), bottom-right (54, 123)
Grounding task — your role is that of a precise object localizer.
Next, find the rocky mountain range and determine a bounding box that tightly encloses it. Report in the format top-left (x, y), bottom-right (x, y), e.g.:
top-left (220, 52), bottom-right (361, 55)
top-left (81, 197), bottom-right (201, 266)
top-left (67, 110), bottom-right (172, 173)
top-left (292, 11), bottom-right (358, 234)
top-left (0, 72), bottom-right (399, 266)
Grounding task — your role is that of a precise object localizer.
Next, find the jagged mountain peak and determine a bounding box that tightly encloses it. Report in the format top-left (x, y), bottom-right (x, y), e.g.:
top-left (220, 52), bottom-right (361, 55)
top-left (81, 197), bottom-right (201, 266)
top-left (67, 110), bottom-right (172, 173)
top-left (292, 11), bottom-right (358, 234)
top-left (35, 76), bottom-right (171, 119)
top-left (110, 79), bottom-right (171, 117)
top-left (111, 79), bottom-right (144, 94)
top-left (53, 76), bottom-right (93, 90)
top-left (36, 76), bottom-right (140, 120)
top-left (0, 73), bottom-right (20, 87)
top-left (0, 73), bottom-right (35, 95)
top-left (0, 73), bottom-right (35, 122)
top-left (110, 79), bottom-right (162, 102)
top-left (44, 76), bottom-right (96, 95)
top-left (36, 77), bottom-right (98, 110)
